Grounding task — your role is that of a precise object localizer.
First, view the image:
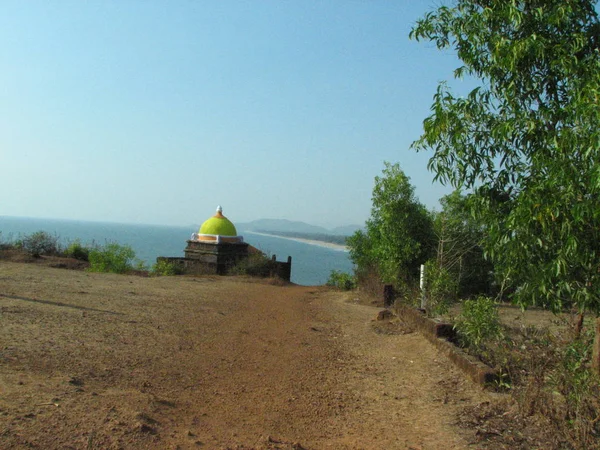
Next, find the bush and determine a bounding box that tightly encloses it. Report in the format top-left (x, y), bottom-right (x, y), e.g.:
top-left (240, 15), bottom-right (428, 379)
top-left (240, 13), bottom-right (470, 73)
top-left (551, 329), bottom-right (600, 446)
top-left (230, 253), bottom-right (276, 277)
top-left (326, 270), bottom-right (356, 290)
top-left (485, 325), bottom-right (600, 447)
top-left (454, 296), bottom-right (502, 350)
top-left (64, 240), bottom-right (91, 261)
top-left (151, 259), bottom-right (183, 276)
top-left (88, 242), bottom-right (138, 274)
top-left (21, 231), bottom-right (61, 257)
top-left (424, 259), bottom-right (458, 317)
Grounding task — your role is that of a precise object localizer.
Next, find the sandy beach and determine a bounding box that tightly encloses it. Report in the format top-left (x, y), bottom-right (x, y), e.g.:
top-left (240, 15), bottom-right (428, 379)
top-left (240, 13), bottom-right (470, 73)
top-left (245, 231), bottom-right (349, 252)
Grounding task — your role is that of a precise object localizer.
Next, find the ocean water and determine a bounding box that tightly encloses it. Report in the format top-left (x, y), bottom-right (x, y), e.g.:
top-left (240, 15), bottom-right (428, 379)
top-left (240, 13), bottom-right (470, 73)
top-left (0, 216), bottom-right (353, 286)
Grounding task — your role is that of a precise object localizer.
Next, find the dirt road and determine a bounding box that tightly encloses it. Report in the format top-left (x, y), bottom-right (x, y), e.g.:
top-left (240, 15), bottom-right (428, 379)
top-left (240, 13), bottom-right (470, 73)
top-left (0, 263), bottom-right (492, 449)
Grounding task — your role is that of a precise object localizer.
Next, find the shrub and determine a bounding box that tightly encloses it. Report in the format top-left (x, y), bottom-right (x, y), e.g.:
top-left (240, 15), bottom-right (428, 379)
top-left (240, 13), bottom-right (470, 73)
top-left (551, 328), bottom-right (600, 446)
top-left (491, 325), bottom-right (600, 447)
top-left (454, 296), bottom-right (502, 350)
top-left (354, 266), bottom-right (385, 299)
top-left (22, 231), bottom-right (61, 257)
top-left (151, 259), bottom-right (183, 276)
top-left (88, 242), bottom-right (137, 274)
top-left (230, 253), bottom-right (276, 277)
top-left (0, 232), bottom-right (15, 251)
top-left (326, 270), bottom-right (356, 290)
top-left (64, 240), bottom-right (91, 261)
top-left (424, 259), bottom-right (458, 317)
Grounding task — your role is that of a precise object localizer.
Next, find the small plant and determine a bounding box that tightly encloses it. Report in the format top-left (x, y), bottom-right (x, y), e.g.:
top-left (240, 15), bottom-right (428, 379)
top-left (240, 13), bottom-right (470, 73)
top-left (64, 240), bottom-right (91, 261)
top-left (21, 231), bottom-right (61, 257)
top-left (454, 296), bottom-right (503, 350)
top-left (0, 232), bottom-right (15, 251)
top-left (230, 253), bottom-right (276, 277)
top-left (424, 259), bottom-right (458, 317)
top-left (326, 270), bottom-right (356, 290)
top-left (151, 259), bottom-right (183, 276)
top-left (550, 328), bottom-right (600, 446)
top-left (88, 242), bottom-right (138, 274)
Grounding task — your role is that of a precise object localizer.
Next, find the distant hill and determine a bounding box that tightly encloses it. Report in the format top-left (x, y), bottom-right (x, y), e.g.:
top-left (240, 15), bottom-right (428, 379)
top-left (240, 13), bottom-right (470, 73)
top-left (237, 219), bottom-right (363, 236)
top-left (237, 219), bottom-right (329, 235)
top-left (330, 224), bottom-right (363, 236)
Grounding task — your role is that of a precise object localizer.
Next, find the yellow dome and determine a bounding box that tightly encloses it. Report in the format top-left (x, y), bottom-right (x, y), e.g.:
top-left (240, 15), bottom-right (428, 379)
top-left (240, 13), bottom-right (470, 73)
top-left (199, 207), bottom-right (237, 237)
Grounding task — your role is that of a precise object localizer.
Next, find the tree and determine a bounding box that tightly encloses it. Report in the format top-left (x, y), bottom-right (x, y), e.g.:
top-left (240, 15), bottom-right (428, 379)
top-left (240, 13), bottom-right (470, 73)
top-left (410, 1), bottom-right (600, 367)
top-left (431, 191), bottom-right (493, 298)
top-left (348, 162), bottom-right (435, 287)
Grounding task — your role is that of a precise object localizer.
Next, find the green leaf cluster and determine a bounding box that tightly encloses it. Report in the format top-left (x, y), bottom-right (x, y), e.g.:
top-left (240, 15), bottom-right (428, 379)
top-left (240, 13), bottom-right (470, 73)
top-left (411, 1), bottom-right (600, 314)
top-left (88, 242), bottom-right (139, 274)
top-left (430, 191), bottom-right (494, 298)
top-left (454, 296), bottom-right (503, 350)
top-left (151, 259), bottom-right (183, 276)
top-left (64, 239), bottom-right (90, 261)
top-left (326, 270), bottom-right (356, 291)
top-left (348, 162), bottom-right (435, 287)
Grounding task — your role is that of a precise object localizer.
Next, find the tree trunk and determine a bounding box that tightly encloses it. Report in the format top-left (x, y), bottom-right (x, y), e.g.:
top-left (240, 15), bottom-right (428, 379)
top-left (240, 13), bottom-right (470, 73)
top-left (593, 317), bottom-right (600, 374)
top-left (574, 312), bottom-right (585, 338)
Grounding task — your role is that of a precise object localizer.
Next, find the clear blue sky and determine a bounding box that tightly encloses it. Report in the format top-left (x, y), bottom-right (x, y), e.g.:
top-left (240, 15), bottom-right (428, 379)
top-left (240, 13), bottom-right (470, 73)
top-left (1, 1), bottom-right (472, 228)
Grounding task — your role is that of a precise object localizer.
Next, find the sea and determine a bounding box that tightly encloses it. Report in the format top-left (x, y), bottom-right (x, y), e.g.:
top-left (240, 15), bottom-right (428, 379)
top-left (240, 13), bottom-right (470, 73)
top-left (0, 216), bottom-right (354, 286)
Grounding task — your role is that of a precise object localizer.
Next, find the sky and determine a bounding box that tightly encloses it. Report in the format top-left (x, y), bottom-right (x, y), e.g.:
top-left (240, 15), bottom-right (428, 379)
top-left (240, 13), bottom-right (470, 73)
top-left (1, 1), bottom-right (474, 229)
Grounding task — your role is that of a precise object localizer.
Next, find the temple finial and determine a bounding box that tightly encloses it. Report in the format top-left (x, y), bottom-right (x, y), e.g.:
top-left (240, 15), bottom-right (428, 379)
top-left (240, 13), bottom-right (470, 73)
top-left (216, 205), bottom-right (223, 213)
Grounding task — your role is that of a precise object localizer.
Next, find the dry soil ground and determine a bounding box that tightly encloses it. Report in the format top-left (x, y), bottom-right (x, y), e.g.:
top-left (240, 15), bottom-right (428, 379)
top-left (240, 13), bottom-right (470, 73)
top-left (0, 262), bottom-right (498, 449)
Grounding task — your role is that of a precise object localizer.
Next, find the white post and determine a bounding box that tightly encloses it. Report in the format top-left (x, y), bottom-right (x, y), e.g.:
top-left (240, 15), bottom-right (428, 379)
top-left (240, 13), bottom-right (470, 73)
top-left (420, 264), bottom-right (426, 310)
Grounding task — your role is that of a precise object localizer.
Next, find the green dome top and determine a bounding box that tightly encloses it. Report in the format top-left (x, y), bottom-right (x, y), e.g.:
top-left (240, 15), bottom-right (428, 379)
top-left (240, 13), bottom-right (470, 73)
top-left (199, 206), bottom-right (237, 236)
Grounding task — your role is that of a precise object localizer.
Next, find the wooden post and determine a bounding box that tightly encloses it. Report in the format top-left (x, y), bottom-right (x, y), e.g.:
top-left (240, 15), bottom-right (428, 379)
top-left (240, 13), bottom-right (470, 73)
top-left (593, 317), bottom-right (600, 374)
top-left (383, 285), bottom-right (394, 307)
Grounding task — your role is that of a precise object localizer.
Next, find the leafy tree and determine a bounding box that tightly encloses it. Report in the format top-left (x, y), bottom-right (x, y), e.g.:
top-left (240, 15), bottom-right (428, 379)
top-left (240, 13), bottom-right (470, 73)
top-left (432, 191), bottom-right (493, 298)
top-left (411, 2), bottom-right (600, 366)
top-left (348, 162), bottom-right (435, 287)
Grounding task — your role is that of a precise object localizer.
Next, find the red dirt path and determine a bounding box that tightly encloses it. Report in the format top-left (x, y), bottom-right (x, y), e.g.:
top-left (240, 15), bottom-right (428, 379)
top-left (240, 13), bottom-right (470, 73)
top-left (0, 262), bottom-right (495, 449)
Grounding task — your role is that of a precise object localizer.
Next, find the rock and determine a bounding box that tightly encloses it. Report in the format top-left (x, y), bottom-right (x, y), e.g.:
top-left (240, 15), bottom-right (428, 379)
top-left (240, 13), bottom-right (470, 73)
top-left (376, 309), bottom-right (395, 321)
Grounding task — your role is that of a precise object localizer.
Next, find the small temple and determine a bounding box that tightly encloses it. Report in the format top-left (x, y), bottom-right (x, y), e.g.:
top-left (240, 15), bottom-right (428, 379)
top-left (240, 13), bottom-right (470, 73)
top-left (191, 205), bottom-right (244, 244)
top-left (157, 206), bottom-right (291, 280)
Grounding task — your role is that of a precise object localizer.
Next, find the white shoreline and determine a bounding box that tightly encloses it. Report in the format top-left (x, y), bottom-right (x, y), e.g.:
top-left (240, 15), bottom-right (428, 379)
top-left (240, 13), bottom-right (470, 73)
top-left (245, 231), bottom-right (349, 252)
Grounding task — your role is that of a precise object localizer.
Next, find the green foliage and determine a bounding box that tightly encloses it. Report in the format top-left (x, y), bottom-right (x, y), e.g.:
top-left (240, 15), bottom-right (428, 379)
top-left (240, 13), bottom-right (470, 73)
top-left (230, 253), bottom-right (277, 277)
top-left (482, 324), bottom-right (600, 447)
top-left (151, 259), bottom-right (183, 276)
top-left (348, 162), bottom-right (435, 288)
top-left (433, 191), bottom-right (494, 298)
top-left (88, 242), bottom-right (138, 274)
top-left (0, 232), bottom-right (15, 251)
top-left (558, 330), bottom-right (595, 406)
top-left (423, 259), bottom-right (457, 316)
top-left (411, 1), bottom-right (600, 314)
top-left (346, 230), bottom-right (374, 276)
top-left (454, 296), bottom-right (503, 350)
top-left (64, 240), bottom-right (90, 261)
top-left (21, 231), bottom-right (61, 257)
top-left (550, 328), bottom-right (600, 445)
top-left (326, 270), bottom-right (356, 290)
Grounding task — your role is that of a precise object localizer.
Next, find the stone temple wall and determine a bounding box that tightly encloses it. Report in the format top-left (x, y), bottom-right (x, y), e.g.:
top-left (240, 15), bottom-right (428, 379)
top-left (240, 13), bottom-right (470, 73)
top-left (156, 240), bottom-right (292, 281)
